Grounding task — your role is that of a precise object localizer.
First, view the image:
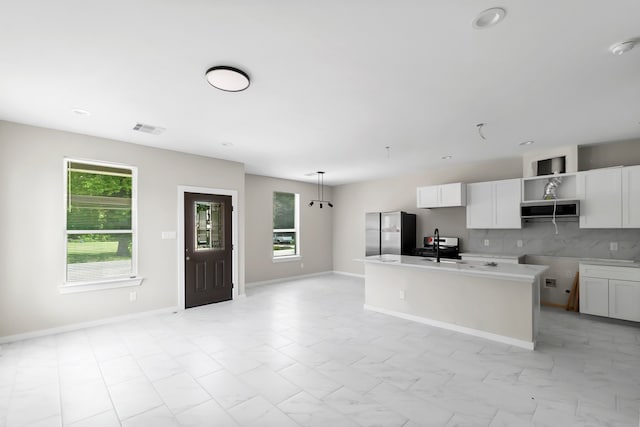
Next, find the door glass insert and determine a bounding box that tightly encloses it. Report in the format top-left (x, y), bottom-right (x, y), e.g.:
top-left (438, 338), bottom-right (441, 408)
top-left (195, 201), bottom-right (224, 250)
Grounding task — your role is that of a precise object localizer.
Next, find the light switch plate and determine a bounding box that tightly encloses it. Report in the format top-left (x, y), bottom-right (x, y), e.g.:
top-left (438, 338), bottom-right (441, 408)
top-left (161, 231), bottom-right (177, 240)
top-left (610, 242), bottom-right (618, 251)
top-left (483, 239), bottom-right (490, 247)
top-left (517, 239), bottom-right (523, 248)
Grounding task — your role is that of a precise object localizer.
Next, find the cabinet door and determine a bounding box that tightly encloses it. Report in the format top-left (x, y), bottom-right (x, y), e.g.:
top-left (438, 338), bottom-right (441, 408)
top-left (580, 276), bottom-right (609, 316)
top-left (417, 186), bottom-right (441, 208)
top-left (609, 279), bottom-right (640, 322)
top-left (466, 182), bottom-right (494, 229)
top-left (578, 168), bottom-right (622, 228)
top-left (494, 179), bottom-right (522, 229)
top-left (622, 165), bottom-right (640, 228)
top-left (439, 183), bottom-right (465, 207)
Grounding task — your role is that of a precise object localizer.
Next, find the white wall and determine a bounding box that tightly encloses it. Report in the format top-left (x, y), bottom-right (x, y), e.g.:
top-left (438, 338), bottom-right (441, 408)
top-left (245, 174), bottom-right (332, 283)
top-left (0, 121), bottom-right (245, 338)
top-left (522, 145), bottom-right (578, 177)
top-left (332, 157), bottom-right (523, 275)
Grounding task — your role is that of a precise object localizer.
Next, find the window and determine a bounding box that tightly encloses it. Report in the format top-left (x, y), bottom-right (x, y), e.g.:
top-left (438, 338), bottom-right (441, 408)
top-left (273, 192), bottom-right (299, 258)
top-left (64, 159), bottom-right (137, 285)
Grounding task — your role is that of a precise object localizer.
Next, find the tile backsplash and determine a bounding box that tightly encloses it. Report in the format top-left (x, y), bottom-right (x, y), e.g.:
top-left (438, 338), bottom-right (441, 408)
top-left (466, 220), bottom-right (640, 260)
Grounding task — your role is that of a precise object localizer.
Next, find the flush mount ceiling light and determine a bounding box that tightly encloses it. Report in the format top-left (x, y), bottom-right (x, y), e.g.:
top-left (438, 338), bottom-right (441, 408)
top-left (472, 7), bottom-right (506, 29)
top-left (609, 39), bottom-right (638, 55)
top-left (519, 140), bottom-right (535, 146)
top-left (441, 155), bottom-right (453, 160)
top-left (308, 171), bottom-right (333, 208)
top-left (205, 66), bottom-right (250, 92)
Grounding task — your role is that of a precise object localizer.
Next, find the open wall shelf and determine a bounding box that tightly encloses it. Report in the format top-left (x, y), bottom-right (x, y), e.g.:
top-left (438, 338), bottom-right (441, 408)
top-left (522, 172), bottom-right (579, 203)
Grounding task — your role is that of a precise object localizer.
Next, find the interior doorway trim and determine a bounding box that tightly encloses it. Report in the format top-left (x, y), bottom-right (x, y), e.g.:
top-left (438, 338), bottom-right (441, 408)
top-left (177, 185), bottom-right (239, 309)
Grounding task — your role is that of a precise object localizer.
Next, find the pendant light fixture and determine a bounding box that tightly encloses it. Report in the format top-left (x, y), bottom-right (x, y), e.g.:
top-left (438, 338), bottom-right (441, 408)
top-left (308, 171), bottom-right (333, 208)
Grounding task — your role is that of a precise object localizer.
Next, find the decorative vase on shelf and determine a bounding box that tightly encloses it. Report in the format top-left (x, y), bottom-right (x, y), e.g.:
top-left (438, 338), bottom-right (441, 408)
top-left (542, 176), bottom-right (563, 200)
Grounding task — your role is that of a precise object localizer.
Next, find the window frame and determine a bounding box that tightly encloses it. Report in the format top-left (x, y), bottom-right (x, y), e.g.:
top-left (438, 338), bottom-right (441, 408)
top-left (60, 158), bottom-right (142, 294)
top-left (272, 192), bottom-right (301, 262)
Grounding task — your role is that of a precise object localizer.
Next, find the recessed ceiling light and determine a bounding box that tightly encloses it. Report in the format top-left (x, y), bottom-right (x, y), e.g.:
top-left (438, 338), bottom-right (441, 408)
top-left (441, 155), bottom-right (453, 160)
top-left (609, 40), bottom-right (638, 55)
top-left (205, 66), bottom-right (250, 92)
top-left (472, 7), bottom-right (506, 29)
top-left (519, 140), bottom-right (535, 146)
top-left (72, 108), bottom-right (91, 116)
top-left (221, 142), bottom-right (233, 147)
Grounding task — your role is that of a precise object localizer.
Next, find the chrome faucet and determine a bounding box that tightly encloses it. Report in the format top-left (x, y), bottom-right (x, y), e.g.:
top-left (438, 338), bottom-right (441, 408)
top-left (434, 228), bottom-right (440, 263)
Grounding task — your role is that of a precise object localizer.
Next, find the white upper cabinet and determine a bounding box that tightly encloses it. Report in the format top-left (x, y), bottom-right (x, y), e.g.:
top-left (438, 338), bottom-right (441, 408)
top-left (622, 165), bottom-right (640, 228)
top-left (417, 183), bottom-right (466, 208)
top-left (577, 168), bottom-right (623, 228)
top-left (466, 178), bottom-right (521, 229)
top-left (466, 181), bottom-right (493, 228)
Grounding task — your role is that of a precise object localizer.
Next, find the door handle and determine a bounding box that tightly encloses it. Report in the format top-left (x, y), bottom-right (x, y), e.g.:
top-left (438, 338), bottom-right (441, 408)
top-left (186, 256), bottom-right (191, 261)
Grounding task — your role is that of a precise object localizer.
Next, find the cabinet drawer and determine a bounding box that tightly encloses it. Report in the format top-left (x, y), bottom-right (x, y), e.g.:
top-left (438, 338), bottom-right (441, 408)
top-left (580, 264), bottom-right (640, 281)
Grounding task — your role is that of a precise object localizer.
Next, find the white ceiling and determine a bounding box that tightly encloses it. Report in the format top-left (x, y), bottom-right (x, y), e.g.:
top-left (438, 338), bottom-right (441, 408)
top-left (1, 1), bottom-right (639, 185)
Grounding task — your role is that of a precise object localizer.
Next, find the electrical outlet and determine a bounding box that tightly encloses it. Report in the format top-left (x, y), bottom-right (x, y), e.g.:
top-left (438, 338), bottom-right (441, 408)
top-left (484, 239), bottom-right (490, 247)
top-left (516, 239), bottom-right (523, 248)
top-left (544, 278), bottom-right (557, 288)
top-left (610, 242), bottom-right (618, 251)
top-left (129, 291), bottom-right (137, 301)
top-left (300, 262), bottom-right (304, 269)
top-left (399, 290), bottom-right (406, 300)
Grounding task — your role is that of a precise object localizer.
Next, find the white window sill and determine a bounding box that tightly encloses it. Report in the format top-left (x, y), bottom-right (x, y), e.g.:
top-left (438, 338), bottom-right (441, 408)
top-left (59, 277), bottom-right (144, 294)
top-left (273, 255), bottom-right (302, 263)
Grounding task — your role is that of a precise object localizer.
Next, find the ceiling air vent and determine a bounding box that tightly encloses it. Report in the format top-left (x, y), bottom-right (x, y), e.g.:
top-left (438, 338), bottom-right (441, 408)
top-left (133, 123), bottom-right (165, 135)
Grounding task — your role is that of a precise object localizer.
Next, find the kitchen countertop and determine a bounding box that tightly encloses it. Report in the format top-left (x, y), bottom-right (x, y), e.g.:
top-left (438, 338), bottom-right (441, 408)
top-left (363, 255), bottom-right (548, 282)
top-left (579, 258), bottom-right (640, 268)
top-left (459, 252), bottom-right (524, 261)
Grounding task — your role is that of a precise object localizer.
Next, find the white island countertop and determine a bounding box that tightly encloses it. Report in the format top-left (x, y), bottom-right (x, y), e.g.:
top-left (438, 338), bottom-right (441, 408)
top-left (363, 255), bottom-right (548, 282)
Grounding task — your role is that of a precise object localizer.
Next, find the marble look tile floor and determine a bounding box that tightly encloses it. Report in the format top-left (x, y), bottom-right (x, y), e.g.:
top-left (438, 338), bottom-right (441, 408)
top-left (1, 274), bottom-right (639, 426)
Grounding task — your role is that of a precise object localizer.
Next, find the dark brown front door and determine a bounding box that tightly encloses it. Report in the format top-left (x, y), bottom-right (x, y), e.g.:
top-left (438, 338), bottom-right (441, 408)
top-left (184, 192), bottom-right (232, 308)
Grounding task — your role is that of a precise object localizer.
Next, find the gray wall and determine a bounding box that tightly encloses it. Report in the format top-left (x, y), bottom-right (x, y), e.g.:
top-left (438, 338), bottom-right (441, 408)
top-left (467, 221), bottom-right (640, 260)
top-left (245, 174), bottom-right (333, 284)
top-left (0, 121), bottom-right (246, 338)
top-left (579, 139), bottom-right (640, 170)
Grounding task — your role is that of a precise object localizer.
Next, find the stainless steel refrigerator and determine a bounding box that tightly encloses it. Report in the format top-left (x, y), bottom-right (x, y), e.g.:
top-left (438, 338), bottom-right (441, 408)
top-left (365, 211), bottom-right (416, 256)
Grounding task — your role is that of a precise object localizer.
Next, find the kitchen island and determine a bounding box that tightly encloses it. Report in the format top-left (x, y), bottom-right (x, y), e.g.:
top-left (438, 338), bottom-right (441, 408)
top-left (363, 255), bottom-right (549, 349)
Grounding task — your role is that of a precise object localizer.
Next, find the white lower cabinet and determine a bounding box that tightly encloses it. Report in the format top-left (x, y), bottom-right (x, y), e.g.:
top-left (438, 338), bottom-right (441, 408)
top-left (609, 279), bottom-right (640, 322)
top-left (579, 276), bottom-right (609, 317)
top-left (580, 263), bottom-right (640, 321)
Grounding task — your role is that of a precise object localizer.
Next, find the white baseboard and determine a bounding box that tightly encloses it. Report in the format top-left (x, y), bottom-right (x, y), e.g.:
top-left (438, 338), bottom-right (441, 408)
top-left (245, 271), bottom-right (333, 288)
top-left (363, 304), bottom-right (535, 350)
top-left (332, 270), bottom-right (365, 279)
top-left (0, 306), bottom-right (179, 344)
